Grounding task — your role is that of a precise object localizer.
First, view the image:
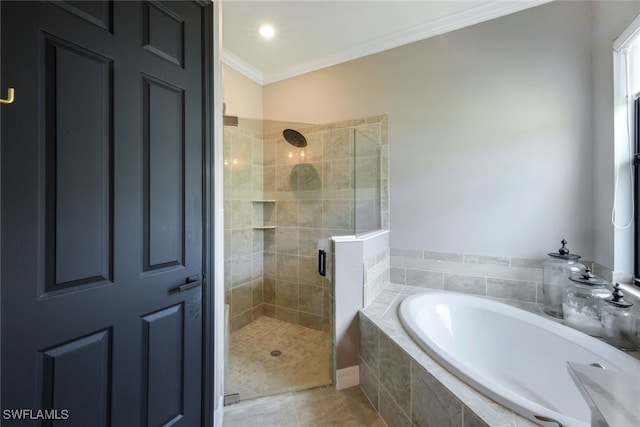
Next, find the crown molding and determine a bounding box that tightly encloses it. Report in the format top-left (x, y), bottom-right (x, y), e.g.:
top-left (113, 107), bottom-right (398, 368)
top-left (225, 0), bottom-right (553, 86)
top-left (222, 48), bottom-right (264, 85)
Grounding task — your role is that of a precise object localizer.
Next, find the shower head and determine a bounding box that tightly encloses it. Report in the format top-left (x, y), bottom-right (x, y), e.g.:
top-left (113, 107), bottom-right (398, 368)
top-left (282, 129), bottom-right (307, 148)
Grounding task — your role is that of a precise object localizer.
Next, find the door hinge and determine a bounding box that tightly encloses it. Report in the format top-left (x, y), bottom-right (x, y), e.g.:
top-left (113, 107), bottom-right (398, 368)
top-left (224, 393), bottom-right (240, 406)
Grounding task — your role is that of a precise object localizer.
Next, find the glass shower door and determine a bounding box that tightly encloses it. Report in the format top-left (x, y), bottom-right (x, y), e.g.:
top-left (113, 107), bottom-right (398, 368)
top-left (354, 129), bottom-right (381, 235)
top-left (223, 117), bottom-right (334, 402)
top-left (223, 113), bottom-right (388, 403)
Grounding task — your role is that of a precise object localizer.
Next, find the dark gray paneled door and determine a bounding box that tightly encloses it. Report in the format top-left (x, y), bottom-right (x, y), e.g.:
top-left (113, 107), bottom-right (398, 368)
top-left (1, 1), bottom-right (210, 425)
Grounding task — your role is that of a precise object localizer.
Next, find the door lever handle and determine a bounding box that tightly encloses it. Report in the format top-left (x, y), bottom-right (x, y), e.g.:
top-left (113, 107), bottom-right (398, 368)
top-left (0, 88), bottom-right (15, 104)
top-left (170, 275), bottom-right (201, 293)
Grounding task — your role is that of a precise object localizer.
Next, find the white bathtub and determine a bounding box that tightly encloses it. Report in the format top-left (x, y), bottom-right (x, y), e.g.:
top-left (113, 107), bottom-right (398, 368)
top-left (398, 292), bottom-right (640, 427)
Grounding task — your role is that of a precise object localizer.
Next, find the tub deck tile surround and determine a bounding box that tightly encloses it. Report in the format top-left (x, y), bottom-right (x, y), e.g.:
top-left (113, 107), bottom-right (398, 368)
top-left (379, 384), bottom-right (412, 426)
top-left (411, 361), bottom-right (463, 426)
top-left (379, 332), bottom-right (411, 415)
top-left (360, 285), bottom-right (547, 427)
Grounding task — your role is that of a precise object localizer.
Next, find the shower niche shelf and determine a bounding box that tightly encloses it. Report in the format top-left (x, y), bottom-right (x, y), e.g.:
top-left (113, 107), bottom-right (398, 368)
top-left (252, 200), bottom-right (276, 230)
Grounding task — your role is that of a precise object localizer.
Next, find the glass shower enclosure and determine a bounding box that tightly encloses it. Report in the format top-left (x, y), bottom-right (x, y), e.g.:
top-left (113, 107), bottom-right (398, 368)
top-left (355, 128), bottom-right (382, 235)
top-left (223, 116), bottom-right (383, 402)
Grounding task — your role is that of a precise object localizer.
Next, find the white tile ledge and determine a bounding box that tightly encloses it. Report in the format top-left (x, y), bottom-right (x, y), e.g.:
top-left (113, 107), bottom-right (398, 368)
top-left (332, 229), bottom-right (389, 243)
top-left (619, 283), bottom-right (640, 300)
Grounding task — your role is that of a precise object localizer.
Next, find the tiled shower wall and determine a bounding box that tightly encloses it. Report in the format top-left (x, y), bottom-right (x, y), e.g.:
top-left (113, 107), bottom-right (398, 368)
top-left (264, 128), bottom-right (336, 331)
top-left (224, 115), bottom-right (388, 333)
top-left (262, 124), bottom-right (351, 333)
top-left (263, 116), bottom-right (388, 333)
top-left (224, 126), bottom-right (265, 331)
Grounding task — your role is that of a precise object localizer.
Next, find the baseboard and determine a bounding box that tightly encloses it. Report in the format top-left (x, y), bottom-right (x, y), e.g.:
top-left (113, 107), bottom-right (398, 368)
top-left (335, 365), bottom-right (360, 390)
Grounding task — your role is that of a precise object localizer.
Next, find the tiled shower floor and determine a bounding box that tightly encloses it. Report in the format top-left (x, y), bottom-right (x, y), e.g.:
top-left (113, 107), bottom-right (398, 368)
top-left (227, 316), bottom-right (332, 401)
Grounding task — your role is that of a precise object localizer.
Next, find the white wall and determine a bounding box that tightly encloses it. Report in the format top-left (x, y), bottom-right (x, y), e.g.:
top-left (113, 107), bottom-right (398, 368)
top-left (223, 64), bottom-right (263, 119)
top-left (263, 1), bottom-right (595, 260)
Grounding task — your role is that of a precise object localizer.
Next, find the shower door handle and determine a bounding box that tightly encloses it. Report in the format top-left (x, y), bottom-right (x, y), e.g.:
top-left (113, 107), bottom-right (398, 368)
top-left (318, 250), bottom-right (326, 277)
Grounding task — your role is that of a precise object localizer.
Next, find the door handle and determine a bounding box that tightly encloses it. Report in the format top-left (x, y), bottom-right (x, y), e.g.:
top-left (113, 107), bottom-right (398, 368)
top-left (318, 250), bottom-right (326, 277)
top-left (0, 88), bottom-right (15, 104)
top-left (170, 275), bottom-right (201, 293)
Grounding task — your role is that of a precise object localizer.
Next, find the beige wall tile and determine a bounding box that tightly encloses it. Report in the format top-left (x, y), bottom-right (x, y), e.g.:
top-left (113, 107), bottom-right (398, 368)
top-left (298, 228), bottom-right (322, 257)
top-left (276, 227), bottom-right (299, 255)
top-left (263, 278), bottom-right (276, 304)
top-left (299, 200), bottom-right (323, 228)
top-left (277, 200), bottom-right (299, 226)
top-left (276, 280), bottom-right (299, 310)
top-left (296, 163), bottom-right (322, 191)
top-left (298, 256), bottom-right (321, 286)
top-left (231, 284), bottom-right (253, 315)
top-left (299, 284), bottom-right (323, 315)
top-left (277, 254), bottom-right (299, 282)
top-left (263, 165), bottom-right (276, 192)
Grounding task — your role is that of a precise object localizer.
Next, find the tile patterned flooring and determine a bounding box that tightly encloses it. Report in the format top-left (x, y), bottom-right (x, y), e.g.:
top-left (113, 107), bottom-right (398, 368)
top-left (227, 316), bottom-right (332, 401)
top-left (222, 386), bottom-right (386, 427)
top-left (225, 316), bottom-right (385, 425)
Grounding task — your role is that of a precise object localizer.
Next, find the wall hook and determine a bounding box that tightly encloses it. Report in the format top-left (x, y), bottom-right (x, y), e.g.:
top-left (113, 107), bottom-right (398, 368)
top-left (0, 88), bottom-right (15, 104)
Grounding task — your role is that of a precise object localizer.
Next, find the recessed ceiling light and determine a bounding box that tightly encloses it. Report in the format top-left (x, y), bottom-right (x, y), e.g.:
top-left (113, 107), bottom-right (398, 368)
top-left (259, 24), bottom-right (275, 39)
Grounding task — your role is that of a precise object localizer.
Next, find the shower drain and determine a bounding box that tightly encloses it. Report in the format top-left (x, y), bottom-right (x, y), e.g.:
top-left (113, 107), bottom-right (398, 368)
top-left (270, 350), bottom-right (282, 357)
